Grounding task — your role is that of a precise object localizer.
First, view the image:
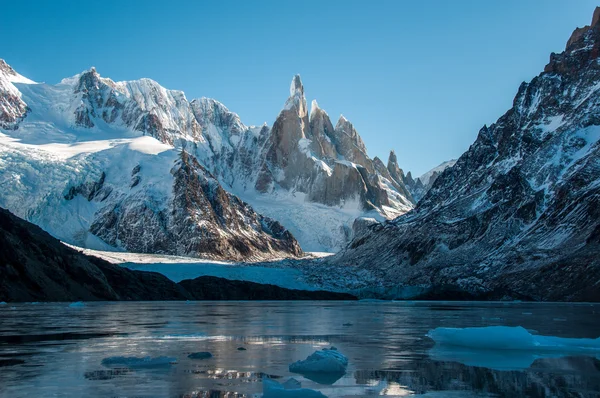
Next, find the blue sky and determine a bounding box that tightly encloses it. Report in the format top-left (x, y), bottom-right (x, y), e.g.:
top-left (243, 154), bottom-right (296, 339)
top-left (1, 0), bottom-right (597, 175)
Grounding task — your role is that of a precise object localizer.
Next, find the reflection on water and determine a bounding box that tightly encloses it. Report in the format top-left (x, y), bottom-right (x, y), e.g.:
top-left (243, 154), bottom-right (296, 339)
top-left (0, 301), bottom-right (599, 397)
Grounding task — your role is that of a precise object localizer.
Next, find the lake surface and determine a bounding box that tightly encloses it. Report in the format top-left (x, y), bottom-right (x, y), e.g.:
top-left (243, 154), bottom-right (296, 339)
top-left (0, 301), bottom-right (599, 397)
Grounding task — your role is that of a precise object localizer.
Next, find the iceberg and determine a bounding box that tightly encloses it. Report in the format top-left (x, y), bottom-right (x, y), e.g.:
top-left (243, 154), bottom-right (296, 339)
top-left (427, 326), bottom-right (600, 371)
top-left (101, 356), bottom-right (177, 368)
top-left (263, 378), bottom-right (327, 398)
top-left (0, 301), bottom-right (7, 305)
top-left (427, 326), bottom-right (600, 353)
top-left (289, 347), bottom-right (348, 375)
top-left (68, 301), bottom-right (85, 308)
top-left (187, 352), bottom-right (212, 360)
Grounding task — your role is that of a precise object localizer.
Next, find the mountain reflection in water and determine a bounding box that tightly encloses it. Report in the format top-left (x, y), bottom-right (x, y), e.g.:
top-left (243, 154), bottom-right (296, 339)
top-left (0, 301), bottom-right (598, 397)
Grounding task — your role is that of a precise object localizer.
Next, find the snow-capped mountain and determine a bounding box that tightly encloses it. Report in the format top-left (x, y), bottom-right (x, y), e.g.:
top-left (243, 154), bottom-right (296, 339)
top-left (402, 159), bottom-right (458, 202)
top-left (329, 8), bottom-right (600, 301)
top-left (0, 66), bottom-right (301, 260)
top-left (0, 61), bottom-right (414, 256)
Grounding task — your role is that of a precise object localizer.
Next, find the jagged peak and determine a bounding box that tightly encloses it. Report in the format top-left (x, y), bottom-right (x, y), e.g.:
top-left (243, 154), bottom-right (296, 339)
top-left (388, 150), bottom-right (398, 166)
top-left (310, 99), bottom-right (320, 114)
top-left (0, 58), bottom-right (36, 84)
top-left (283, 74), bottom-right (307, 116)
top-left (309, 99), bottom-right (330, 120)
top-left (545, 7), bottom-right (600, 73)
top-left (290, 74), bottom-right (304, 97)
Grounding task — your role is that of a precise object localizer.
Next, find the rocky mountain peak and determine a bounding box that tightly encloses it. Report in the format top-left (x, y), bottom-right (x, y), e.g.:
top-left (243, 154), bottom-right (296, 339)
top-left (290, 74), bottom-right (304, 96)
top-left (388, 150), bottom-right (398, 167)
top-left (284, 74), bottom-right (307, 118)
top-left (310, 99), bottom-right (321, 117)
top-left (545, 7), bottom-right (600, 74)
top-left (592, 6), bottom-right (600, 26)
top-left (0, 59), bottom-right (16, 77)
top-left (387, 149), bottom-right (405, 185)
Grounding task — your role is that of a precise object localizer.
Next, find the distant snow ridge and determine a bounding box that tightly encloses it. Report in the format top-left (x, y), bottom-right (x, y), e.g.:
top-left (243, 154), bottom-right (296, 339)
top-left (0, 59), bottom-right (416, 255)
top-left (401, 159), bottom-right (458, 203)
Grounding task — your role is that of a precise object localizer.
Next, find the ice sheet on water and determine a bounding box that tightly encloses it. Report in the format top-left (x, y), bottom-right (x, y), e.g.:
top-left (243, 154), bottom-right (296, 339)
top-left (263, 378), bottom-right (327, 398)
top-left (289, 347), bottom-right (348, 375)
top-left (427, 326), bottom-right (600, 371)
top-left (427, 326), bottom-right (600, 352)
top-left (101, 356), bottom-right (177, 368)
top-left (68, 301), bottom-right (85, 308)
top-left (187, 352), bottom-right (212, 360)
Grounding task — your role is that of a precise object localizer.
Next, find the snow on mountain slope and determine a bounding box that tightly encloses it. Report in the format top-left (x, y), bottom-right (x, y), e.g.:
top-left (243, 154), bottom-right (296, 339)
top-left (0, 62), bottom-right (414, 253)
top-left (327, 8), bottom-right (600, 301)
top-left (0, 59), bottom-right (36, 130)
top-left (0, 68), bottom-right (302, 260)
top-left (401, 159), bottom-right (458, 202)
top-left (418, 159), bottom-right (458, 187)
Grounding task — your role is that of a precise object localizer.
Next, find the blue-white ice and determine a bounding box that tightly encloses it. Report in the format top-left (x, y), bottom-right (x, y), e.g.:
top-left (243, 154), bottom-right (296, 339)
top-left (101, 356), bottom-right (177, 368)
top-left (68, 301), bottom-right (85, 308)
top-left (0, 301), bottom-right (7, 305)
top-left (427, 326), bottom-right (600, 371)
top-left (262, 378), bottom-right (327, 398)
top-left (121, 262), bottom-right (315, 291)
top-left (427, 326), bottom-right (600, 352)
top-left (289, 347), bottom-right (348, 374)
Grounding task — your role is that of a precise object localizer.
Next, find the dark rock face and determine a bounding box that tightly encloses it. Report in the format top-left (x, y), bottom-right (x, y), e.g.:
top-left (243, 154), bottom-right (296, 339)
top-left (0, 206), bottom-right (189, 302)
top-left (88, 151), bottom-right (302, 261)
top-left (330, 8), bottom-right (600, 302)
top-left (180, 276), bottom-right (357, 300)
top-left (0, 207), bottom-right (354, 302)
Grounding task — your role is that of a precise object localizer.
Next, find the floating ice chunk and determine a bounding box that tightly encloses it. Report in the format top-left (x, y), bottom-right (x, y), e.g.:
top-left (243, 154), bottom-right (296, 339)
top-left (263, 378), bottom-right (327, 398)
top-left (289, 347), bottom-right (348, 374)
top-left (283, 378), bottom-right (302, 389)
top-left (428, 326), bottom-right (600, 371)
top-left (427, 326), bottom-right (600, 353)
top-left (68, 301), bottom-right (85, 308)
top-left (101, 356), bottom-right (177, 368)
top-left (0, 302), bottom-right (7, 305)
top-left (187, 352), bottom-right (212, 360)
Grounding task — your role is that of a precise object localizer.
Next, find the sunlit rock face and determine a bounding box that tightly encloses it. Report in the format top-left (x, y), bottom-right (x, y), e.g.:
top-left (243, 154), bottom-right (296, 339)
top-left (330, 7), bottom-right (600, 302)
top-left (255, 74), bottom-right (414, 212)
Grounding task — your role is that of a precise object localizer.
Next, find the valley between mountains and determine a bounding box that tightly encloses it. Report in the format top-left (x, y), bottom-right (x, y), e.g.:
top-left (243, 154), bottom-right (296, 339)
top-left (2, 8), bottom-right (600, 301)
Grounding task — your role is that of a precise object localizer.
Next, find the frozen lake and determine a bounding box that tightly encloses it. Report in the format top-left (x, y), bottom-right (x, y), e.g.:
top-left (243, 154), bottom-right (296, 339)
top-left (0, 301), bottom-right (599, 397)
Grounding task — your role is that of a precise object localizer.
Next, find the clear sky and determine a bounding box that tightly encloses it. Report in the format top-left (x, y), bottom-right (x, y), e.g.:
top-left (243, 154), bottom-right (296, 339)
top-left (1, 0), bottom-right (597, 175)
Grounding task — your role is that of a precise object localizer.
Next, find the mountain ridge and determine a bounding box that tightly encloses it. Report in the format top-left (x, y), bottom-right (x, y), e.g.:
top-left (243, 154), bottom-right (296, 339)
top-left (327, 6), bottom-right (600, 301)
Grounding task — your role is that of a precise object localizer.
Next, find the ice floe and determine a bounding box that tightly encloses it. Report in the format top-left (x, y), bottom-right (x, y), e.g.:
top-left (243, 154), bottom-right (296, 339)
top-left (289, 347), bottom-right (348, 377)
top-left (101, 356), bottom-right (177, 368)
top-left (263, 378), bottom-right (327, 398)
top-left (427, 326), bottom-right (600, 371)
top-left (187, 352), bottom-right (212, 360)
top-left (427, 326), bottom-right (600, 352)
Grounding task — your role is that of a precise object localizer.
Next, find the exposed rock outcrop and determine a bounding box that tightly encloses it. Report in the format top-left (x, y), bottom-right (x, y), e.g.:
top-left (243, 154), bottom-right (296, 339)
top-left (0, 207), bottom-right (353, 302)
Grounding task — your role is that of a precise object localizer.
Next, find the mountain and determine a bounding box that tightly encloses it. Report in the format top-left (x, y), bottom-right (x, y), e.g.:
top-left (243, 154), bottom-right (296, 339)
top-left (0, 66), bottom-right (301, 260)
top-left (0, 206), bottom-right (354, 301)
top-left (328, 8), bottom-right (600, 301)
top-left (0, 63), bottom-right (414, 255)
top-left (404, 159), bottom-right (458, 202)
